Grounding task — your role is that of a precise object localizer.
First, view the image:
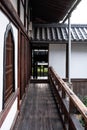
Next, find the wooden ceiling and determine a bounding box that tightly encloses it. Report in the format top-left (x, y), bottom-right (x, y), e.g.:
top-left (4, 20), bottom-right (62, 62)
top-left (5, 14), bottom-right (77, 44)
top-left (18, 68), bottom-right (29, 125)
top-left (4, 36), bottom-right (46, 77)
top-left (30, 0), bottom-right (79, 23)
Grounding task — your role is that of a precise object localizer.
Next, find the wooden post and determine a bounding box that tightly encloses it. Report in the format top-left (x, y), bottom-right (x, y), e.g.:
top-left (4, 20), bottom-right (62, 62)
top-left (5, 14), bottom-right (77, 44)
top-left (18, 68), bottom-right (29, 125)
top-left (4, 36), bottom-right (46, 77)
top-left (68, 15), bottom-right (71, 83)
top-left (18, 29), bottom-right (21, 110)
top-left (85, 121), bottom-right (87, 130)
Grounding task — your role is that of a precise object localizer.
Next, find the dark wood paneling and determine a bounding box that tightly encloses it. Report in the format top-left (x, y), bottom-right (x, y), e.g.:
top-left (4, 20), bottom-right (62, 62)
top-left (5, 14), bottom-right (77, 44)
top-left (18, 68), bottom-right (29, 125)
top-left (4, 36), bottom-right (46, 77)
top-left (5, 31), bottom-right (14, 102)
top-left (18, 29), bottom-right (21, 110)
top-left (72, 79), bottom-right (87, 97)
top-left (19, 32), bottom-right (31, 100)
top-left (63, 78), bottom-right (87, 97)
top-left (20, 33), bottom-right (25, 99)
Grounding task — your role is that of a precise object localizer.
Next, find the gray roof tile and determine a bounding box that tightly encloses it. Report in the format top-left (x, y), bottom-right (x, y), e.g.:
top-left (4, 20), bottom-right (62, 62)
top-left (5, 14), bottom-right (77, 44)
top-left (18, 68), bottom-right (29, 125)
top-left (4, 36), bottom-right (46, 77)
top-left (31, 24), bottom-right (87, 43)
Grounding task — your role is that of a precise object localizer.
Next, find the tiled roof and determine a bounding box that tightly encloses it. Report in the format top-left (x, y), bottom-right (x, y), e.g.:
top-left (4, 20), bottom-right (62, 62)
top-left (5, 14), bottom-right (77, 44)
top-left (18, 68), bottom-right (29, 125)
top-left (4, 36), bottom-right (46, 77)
top-left (31, 24), bottom-right (87, 43)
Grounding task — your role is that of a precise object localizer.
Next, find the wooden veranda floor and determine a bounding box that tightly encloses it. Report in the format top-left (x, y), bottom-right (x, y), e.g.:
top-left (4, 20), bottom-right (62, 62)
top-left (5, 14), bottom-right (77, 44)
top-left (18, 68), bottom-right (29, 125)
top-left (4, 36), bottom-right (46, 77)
top-left (13, 83), bottom-right (64, 130)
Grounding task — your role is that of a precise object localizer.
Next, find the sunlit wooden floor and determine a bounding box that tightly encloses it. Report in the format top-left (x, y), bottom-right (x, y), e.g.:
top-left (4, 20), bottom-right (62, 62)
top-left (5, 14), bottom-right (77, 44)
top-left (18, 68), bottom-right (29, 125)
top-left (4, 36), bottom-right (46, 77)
top-left (13, 83), bottom-right (64, 130)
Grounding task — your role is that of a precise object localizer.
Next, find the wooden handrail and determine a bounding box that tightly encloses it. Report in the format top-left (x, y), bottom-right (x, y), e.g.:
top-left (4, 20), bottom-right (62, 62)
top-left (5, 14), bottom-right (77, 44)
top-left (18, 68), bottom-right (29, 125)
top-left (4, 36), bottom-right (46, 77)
top-left (49, 67), bottom-right (87, 130)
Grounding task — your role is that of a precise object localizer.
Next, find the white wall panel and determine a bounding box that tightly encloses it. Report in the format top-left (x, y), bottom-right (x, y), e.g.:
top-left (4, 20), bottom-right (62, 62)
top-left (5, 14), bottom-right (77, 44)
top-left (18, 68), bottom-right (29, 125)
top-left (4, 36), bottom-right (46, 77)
top-left (0, 99), bottom-right (17, 130)
top-left (0, 11), bottom-right (18, 130)
top-left (0, 11), bottom-right (9, 111)
top-left (11, 0), bottom-right (17, 12)
top-left (11, 23), bottom-right (18, 90)
top-left (71, 43), bottom-right (87, 78)
top-left (20, 1), bottom-right (24, 25)
top-left (49, 44), bottom-right (66, 78)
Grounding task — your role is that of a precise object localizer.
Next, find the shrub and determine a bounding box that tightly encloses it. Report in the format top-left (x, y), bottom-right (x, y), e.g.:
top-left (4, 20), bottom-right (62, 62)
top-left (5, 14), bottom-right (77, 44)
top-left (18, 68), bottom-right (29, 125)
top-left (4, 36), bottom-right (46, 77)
top-left (82, 96), bottom-right (87, 107)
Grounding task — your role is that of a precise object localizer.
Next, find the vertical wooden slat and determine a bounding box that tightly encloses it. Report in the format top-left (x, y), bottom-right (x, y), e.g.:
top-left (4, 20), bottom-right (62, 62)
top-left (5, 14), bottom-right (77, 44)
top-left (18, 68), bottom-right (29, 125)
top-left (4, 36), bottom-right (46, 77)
top-left (24, 0), bottom-right (26, 27)
top-left (20, 33), bottom-right (25, 99)
top-left (85, 121), bottom-right (87, 130)
top-left (17, 0), bottom-right (20, 16)
top-left (5, 31), bottom-right (15, 103)
top-left (66, 43), bottom-right (68, 78)
top-left (18, 29), bottom-right (21, 110)
top-left (62, 88), bottom-right (66, 98)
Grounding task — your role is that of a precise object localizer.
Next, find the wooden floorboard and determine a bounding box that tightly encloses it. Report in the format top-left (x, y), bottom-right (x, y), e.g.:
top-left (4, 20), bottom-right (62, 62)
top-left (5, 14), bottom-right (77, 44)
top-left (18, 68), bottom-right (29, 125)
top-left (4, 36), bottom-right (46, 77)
top-left (13, 83), bottom-right (64, 130)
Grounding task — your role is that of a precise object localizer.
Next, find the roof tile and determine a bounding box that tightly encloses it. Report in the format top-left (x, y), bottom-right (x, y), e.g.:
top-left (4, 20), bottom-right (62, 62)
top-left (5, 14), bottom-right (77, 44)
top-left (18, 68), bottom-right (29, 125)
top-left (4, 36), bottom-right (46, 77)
top-left (31, 24), bottom-right (87, 43)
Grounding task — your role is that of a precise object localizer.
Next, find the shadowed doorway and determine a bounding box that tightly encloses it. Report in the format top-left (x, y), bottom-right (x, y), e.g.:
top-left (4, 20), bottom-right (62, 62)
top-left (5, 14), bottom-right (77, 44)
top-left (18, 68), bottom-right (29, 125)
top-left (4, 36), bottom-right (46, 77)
top-left (32, 44), bottom-right (48, 79)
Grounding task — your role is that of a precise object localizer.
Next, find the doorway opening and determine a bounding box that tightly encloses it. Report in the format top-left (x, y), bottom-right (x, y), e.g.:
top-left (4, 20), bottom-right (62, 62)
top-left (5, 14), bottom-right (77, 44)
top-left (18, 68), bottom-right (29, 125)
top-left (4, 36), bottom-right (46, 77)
top-left (32, 45), bottom-right (48, 79)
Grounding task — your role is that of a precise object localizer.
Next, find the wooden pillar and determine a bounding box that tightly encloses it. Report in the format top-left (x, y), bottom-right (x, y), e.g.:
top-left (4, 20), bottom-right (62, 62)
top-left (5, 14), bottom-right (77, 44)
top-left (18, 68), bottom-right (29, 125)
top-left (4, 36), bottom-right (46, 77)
top-left (17, 0), bottom-right (20, 16)
top-left (24, 0), bottom-right (26, 27)
top-left (18, 29), bottom-right (21, 110)
top-left (68, 15), bottom-right (71, 83)
top-left (66, 43), bottom-right (68, 78)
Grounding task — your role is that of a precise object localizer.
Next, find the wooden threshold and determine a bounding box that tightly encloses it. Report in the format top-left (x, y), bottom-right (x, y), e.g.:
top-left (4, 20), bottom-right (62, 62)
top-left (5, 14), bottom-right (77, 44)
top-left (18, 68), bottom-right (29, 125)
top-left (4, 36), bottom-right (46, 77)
top-left (30, 79), bottom-right (49, 83)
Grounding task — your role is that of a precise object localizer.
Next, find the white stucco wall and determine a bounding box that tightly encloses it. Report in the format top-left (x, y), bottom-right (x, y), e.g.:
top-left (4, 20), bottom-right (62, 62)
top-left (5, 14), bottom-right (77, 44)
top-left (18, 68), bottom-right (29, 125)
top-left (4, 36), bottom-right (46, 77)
top-left (0, 99), bottom-right (17, 130)
top-left (20, 1), bottom-right (24, 25)
top-left (11, 0), bottom-right (17, 12)
top-left (0, 11), bottom-right (18, 130)
top-left (0, 11), bottom-right (9, 111)
top-left (49, 43), bottom-right (87, 79)
top-left (49, 44), bottom-right (66, 78)
top-left (71, 43), bottom-right (87, 78)
top-left (11, 24), bottom-right (18, 90)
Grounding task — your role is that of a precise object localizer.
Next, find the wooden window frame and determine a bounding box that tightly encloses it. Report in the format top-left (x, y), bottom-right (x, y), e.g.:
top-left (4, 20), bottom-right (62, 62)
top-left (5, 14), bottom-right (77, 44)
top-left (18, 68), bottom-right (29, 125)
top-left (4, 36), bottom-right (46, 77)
top-left (3, 23), bottom-right (15, 109)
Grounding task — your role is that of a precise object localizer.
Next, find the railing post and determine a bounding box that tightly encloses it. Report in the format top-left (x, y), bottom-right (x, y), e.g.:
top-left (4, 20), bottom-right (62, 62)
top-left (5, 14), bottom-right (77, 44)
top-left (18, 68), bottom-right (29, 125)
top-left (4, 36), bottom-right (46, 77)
top-left (85, 121), bottom-right (87, 130)
top-left (69, 98), bottom-right (75, 130)
top-left (49, 67), bottom-right (87, 130)
top-left (62, 88), bottom-right (66, 98)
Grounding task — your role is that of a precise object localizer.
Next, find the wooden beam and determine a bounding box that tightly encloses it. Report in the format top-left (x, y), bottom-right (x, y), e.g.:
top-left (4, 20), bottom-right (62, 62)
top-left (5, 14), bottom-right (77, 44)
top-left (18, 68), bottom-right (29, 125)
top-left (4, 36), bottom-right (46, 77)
top-left (17, 0), bottom-right (20, 16)
top-left (24, 0), bottom-right (26, 27)
top-left (18, 29), bottom-right (21, 110)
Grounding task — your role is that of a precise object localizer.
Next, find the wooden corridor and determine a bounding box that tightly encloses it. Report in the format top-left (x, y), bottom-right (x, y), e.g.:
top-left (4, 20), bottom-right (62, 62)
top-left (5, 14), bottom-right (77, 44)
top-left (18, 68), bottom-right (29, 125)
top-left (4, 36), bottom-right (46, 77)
top-left (13, 83), bottom-right (64, 130)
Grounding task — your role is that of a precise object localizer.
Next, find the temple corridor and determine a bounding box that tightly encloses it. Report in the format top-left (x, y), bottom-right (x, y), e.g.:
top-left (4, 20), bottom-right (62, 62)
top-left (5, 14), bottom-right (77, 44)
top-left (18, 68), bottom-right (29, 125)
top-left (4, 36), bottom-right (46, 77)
top-left (13, 83), bottom-right (64, 130)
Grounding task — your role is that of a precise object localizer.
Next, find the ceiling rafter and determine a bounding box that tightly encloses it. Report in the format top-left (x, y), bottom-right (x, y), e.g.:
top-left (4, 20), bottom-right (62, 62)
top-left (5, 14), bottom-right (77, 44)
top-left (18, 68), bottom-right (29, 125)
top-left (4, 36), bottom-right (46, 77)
top-left (30, 0), bottom-right (81, 23)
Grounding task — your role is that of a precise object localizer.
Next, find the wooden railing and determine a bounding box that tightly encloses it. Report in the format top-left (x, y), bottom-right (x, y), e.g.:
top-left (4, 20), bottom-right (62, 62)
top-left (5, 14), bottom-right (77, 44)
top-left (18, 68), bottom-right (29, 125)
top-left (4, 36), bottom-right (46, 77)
top-left (49, 67), bottom-right (87, 130)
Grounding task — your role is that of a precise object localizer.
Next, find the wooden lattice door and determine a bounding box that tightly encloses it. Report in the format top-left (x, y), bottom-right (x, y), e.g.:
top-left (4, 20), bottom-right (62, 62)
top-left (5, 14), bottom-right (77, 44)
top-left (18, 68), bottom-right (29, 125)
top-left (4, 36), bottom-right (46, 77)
top-left (4, 31), bottom-right (15, 103)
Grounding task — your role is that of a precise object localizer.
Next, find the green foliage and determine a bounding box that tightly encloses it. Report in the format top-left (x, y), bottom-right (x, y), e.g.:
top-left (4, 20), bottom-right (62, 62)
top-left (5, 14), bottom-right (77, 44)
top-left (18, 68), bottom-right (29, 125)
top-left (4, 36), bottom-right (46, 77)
top-left (79, 118), bottom-right (85, 127)
top-left (79, 96), bottom-right (87, 127)
top-left (82, 96), bottom-right (87, 107)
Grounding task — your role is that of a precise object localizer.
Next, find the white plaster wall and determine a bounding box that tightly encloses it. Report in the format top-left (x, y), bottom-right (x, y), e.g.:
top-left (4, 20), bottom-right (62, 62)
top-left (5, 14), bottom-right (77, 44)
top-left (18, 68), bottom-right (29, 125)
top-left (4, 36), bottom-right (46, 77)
top-left (0, 11), bottom-right (9, 111)
top-left (71, 43), bottom-right (87, 78)
top-left (11, 0), bottom-right (17, 12)
top-left (11, 23), bottom-right (18, 90)
top-left (0, 11), bottom-right (18, 130)
top-left (0, 99), bottom-right (17, 130)
top-left (20, 1), bottom-right (24, 25)
top-left (49, 44), bottom-right (66, 78)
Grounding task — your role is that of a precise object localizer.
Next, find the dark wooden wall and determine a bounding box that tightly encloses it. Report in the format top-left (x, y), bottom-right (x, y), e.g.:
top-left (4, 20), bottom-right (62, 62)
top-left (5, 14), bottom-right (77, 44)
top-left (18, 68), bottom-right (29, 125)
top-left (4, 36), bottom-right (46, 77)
top-left (64, 79), bottom-right (87, 97)
top-left (72, 79), bottom-right (87, 97)
top-left (19, 32), bottom-right (31, 100)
